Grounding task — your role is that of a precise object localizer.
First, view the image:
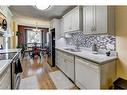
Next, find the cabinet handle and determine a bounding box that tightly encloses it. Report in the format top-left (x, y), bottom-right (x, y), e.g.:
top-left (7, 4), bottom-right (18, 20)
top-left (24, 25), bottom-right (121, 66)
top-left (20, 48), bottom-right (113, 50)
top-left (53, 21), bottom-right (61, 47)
top-left (91, 26), bottom-right (94, 32)
top-left (94, 26), bottom-right (96, 31)
top-left (91, 26), bottom-right (96, 32)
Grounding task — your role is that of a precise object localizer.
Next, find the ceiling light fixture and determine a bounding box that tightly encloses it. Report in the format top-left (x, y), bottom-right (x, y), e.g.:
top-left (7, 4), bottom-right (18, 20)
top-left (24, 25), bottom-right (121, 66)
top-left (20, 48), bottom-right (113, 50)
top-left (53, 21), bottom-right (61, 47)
top-left (35, 5), bottom-right (50, 10)
top-left (33, 22), bottom-right (41, 32)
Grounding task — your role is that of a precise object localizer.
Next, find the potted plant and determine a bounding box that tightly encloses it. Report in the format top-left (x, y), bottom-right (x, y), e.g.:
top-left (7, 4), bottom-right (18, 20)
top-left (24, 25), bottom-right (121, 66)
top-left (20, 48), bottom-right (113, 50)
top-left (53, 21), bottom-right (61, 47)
top-left (16, 31), bottom-right (21, 36)
top-left (16, 43), bottom-right (21, 48)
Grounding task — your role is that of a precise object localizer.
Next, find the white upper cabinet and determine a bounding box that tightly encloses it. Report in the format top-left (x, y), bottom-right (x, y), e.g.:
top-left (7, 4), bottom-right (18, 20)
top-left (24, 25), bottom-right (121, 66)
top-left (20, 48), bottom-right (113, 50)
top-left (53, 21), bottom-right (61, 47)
top-left (95, 6), bottom-right (107, 34)
top-left (50, 19), bottom-right (61, 40)
top-left (83, 6), bottom-right (115, 35)
top-left (63, 14), bottom-right (71, 33)
top-left (0, 6), bottom-right (13, 35)
top-left (50, 18), bottom-right (65, 39)
top-left (0, 6), bottom-right (7, 17)
top-left (83, 6), bottom-right (95, 34)
top-left (63, 6), bottom-right (83, 33)
top-left (6, 7), bottom-right (13, 32)
top-left (60, 18), bottom-right (64, 37)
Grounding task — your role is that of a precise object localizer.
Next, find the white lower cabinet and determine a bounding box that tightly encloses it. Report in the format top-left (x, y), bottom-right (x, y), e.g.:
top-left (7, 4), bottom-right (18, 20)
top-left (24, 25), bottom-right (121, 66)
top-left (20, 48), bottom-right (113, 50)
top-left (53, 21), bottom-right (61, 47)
top-left (66, 61), bottom-right (74, 81)
top-left (0, 65), bottom-right (11, 89)
top-left (55, 50), bottom-right (59, 67)
top-left (75, 56), bottom-right (116, 89)
top-left (55, 49), bottom-right (116, 89)
top-left (75, 57), bottom-right (100, 89)
top-left (55, 50), bottom-right (74, 81)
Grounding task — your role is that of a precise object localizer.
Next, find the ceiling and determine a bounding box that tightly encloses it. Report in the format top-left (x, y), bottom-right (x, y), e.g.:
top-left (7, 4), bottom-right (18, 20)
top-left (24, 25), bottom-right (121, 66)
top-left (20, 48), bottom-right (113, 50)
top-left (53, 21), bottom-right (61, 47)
top-left (9, 6), bottom-right (75, 21)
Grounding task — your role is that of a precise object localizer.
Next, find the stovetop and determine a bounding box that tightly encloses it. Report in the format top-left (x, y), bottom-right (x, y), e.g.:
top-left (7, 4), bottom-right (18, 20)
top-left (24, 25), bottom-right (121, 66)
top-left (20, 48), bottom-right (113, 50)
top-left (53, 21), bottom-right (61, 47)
top-left (0, 52), bottom-right (17, 60)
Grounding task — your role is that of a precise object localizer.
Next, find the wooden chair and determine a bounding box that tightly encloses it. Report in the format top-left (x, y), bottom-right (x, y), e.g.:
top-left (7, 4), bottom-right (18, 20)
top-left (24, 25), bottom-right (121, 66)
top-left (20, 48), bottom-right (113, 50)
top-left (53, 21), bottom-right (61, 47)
top-left (32, 46), bottom-right (41, 59)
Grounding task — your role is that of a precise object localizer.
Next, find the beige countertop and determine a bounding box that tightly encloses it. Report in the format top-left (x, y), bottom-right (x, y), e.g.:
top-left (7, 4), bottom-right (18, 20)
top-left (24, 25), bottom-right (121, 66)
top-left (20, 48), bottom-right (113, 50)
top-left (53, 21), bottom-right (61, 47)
top-left (0, 48), bottom-right (22, 54)
top-left (56, 47), bottom-right (117, 64)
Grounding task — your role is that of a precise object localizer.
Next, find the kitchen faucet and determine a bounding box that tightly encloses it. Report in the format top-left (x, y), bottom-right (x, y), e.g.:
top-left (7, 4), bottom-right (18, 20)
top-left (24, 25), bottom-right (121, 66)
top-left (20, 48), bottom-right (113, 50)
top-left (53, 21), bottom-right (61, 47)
top-left (92, 43), bottom-right (98, 53)
top-left (75, 38), bottom-right (82, 50)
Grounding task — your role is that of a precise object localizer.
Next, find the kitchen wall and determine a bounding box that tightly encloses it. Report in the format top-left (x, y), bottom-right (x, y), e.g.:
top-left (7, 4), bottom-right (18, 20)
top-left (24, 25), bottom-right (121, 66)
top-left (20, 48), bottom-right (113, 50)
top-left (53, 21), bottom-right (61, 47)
top-left (9, 21), bottom-right (18, 48)
top-left (12, 16), bottom-right (50, 28)
top-left (11, 15), bottom-right (50, 48)
top-left (115, 6), bottom-right (127, 80)
top-left (17, 25), bottom-right (48, 46)
top-left (66, 32), bottom-right (116, 51)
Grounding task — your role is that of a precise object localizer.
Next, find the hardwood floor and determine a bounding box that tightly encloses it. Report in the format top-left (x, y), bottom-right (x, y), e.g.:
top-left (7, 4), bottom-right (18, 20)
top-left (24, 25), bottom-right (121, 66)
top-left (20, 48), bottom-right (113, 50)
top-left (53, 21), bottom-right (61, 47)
top-left (21, 54), bottom-right (78, 89)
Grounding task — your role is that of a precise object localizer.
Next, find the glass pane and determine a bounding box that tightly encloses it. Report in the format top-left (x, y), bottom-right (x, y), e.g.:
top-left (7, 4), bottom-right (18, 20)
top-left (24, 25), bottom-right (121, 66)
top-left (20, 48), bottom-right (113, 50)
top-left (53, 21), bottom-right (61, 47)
top-left (27, 30), bottom-right (42, 43)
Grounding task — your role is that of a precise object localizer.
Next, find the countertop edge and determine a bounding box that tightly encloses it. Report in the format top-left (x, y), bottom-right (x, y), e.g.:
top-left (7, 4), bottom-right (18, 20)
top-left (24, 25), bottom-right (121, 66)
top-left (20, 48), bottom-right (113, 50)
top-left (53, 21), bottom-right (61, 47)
top-left (55, 47), bottom-right (117, 64)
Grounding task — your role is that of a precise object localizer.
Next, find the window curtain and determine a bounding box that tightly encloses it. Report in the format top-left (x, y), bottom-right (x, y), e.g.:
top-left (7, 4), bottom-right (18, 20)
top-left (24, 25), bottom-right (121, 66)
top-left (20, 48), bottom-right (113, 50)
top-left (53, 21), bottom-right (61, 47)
top-left (18, 25), bottom-right (49, 48)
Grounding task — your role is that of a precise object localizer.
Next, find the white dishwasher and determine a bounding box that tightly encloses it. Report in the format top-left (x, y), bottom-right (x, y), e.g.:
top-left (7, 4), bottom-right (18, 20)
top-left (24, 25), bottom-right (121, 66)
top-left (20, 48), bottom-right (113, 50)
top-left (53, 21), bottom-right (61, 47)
top-left (75, 57), bottom-right (100, 89)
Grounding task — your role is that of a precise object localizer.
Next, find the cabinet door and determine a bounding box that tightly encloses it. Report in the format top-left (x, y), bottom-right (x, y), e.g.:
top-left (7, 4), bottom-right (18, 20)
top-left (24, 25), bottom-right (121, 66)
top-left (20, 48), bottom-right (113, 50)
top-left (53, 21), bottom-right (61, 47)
top-left (75, 57), bottom-right (100, 89)
top-left (59, 52), bottom-right (66, 73)
top-left (0, 66), bottom-right (11, 89)
top-left (66, 60), bottom-right (74, 81)
top-left (57, 51), bottom-right (62, 69)
top-left (63, 14), bottom-right (71, 33)
top-left (55, 50), bottom-right (58, 67)
top-left (83, 6), bottom-right (95, 34)
top-left (71, 9), bottom-right (79, 31)
top-left (60, 18), bottom-right (64, 37)
top-left (96, 6), bottom-right (107, 34)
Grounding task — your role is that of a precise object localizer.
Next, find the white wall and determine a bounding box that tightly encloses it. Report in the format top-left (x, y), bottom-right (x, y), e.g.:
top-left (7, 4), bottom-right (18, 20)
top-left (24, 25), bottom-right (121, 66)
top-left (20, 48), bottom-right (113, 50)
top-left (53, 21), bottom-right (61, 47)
top-left (56, 37), bottom-right (66, 47)
top-left (12, 14), bottom-right (50, 28)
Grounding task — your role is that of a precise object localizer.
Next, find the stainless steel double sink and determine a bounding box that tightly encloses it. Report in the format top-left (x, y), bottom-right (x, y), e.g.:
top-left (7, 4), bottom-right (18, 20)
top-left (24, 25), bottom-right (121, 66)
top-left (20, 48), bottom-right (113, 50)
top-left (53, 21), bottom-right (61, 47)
top-left (64, 48), bottom-right (81, 52)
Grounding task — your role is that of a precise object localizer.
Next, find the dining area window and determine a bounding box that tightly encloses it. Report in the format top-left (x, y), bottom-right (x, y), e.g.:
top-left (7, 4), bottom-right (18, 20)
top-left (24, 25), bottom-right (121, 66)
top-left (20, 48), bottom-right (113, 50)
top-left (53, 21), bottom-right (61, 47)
top-left (26, 29), bottom-right (42, 43)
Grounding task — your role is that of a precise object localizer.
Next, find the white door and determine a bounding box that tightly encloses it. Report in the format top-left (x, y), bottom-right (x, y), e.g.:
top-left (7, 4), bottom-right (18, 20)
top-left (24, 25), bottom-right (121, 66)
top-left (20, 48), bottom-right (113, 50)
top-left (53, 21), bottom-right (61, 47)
top-left (83, 6), bottom-right (95, 34)
top-left (66, 60), bottom-right (74, 81)
top-left (75, 58), bottom-right (100, 89)
top-left (63, 14), bottom-right (71, 33)
top-left (96, 6), bottom-right (107, 34)
top-left (55, 50), bottom-right (58, 67)
top-left (60, 53), bottom-right (66, 73)
top-left (71, 9), bottom-right (79, 31)
top-left (57, 51), bottom-right (62, 70)
top-left (60, 18), bottom-right (64, 37)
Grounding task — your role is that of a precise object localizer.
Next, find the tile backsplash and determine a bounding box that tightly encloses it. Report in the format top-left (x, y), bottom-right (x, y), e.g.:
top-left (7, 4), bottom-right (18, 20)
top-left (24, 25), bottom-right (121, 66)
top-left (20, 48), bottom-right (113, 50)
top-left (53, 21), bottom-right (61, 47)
top-left (66, 32), bottom-right (116, 50)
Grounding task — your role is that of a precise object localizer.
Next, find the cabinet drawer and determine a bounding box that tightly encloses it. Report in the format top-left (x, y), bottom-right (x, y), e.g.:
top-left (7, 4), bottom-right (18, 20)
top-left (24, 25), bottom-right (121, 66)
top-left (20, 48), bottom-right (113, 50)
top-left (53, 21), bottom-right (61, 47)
top-left (63, 52), bottom-right (74, 61)
top-left (76, 57), bottom-right (99, 72)
top-left (58, 50), bottom-right (74, 62)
